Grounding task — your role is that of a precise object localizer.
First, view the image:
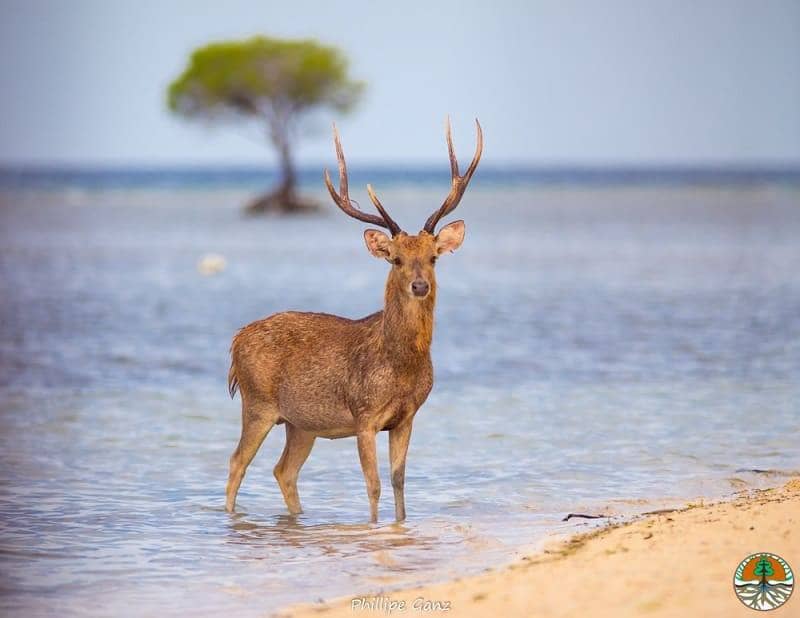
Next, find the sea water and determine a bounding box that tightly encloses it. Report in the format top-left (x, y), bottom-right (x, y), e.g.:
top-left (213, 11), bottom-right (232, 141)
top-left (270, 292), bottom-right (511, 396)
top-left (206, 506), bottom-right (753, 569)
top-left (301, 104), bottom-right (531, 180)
top-left (1, 179), bottom-right (798, 616)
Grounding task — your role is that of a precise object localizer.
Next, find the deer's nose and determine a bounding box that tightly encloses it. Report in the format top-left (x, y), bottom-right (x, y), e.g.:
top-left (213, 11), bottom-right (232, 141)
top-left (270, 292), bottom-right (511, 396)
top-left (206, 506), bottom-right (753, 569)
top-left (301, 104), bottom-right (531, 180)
top-left (411, 279), bottom-right (430, 297)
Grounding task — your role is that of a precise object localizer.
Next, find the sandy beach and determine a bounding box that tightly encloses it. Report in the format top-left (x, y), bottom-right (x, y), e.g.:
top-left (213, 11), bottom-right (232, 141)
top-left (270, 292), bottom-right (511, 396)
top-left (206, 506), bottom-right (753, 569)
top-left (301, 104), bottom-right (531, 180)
top-left (282, 479), bottom-right (799, 618)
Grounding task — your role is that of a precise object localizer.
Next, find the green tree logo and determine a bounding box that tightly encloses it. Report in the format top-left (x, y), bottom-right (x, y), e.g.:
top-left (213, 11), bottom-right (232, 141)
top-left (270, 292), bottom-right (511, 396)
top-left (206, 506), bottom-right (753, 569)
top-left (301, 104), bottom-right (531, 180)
top-left (734, 552), bottom-right (794, 611)
top-left (754, 557), bottom-right (775, 580)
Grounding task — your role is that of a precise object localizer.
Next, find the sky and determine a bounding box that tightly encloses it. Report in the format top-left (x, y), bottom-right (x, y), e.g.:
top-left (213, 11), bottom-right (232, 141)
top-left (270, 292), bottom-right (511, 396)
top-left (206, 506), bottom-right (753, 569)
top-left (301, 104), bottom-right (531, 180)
top-left (0, 0), bottom-right (798, 167)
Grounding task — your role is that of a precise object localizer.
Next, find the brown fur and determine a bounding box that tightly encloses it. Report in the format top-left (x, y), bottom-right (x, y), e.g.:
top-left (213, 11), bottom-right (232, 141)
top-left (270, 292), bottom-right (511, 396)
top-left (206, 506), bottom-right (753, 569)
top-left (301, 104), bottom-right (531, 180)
top-left (224, 224), bottom-right (465, 521)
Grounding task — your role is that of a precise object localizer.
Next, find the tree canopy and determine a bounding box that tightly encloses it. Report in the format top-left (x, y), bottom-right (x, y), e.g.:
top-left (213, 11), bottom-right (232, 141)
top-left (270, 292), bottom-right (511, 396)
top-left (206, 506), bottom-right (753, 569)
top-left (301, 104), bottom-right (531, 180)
top-left (168, 36), bottom-right (363, 126)
top-left (167, 36), bottom-right (365, 213)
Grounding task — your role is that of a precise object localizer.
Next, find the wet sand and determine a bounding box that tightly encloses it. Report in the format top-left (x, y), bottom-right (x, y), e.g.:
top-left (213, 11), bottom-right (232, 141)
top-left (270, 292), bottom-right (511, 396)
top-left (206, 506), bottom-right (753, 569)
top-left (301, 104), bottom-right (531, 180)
top-left (282, 479), bottom-right (800, 618)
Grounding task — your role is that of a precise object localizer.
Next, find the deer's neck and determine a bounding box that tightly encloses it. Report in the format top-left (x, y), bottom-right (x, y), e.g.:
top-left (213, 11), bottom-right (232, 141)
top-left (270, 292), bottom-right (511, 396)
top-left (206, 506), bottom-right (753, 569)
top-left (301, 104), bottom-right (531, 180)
top-left (380, 274), bottom-right (435, 364)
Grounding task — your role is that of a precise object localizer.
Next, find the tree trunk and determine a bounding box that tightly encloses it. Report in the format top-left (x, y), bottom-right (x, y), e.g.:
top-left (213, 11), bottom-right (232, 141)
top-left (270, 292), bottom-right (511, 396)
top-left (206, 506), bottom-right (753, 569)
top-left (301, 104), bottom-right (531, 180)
top-left (276, 136), bottom-right (296, 200)
top-left (245, 125), bottom-right (318, 215)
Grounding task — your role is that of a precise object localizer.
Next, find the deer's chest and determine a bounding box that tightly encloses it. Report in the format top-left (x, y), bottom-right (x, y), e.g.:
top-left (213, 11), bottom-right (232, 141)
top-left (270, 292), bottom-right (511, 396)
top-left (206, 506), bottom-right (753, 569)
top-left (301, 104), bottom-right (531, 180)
top-left (359, 363), bottom-right (433, 430)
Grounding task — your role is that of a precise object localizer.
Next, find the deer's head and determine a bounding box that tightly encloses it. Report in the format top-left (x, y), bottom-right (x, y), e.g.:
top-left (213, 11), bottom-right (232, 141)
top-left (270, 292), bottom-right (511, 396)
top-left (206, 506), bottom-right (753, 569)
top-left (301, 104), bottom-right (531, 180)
top-left (324, 119), bottom-right (482, 301)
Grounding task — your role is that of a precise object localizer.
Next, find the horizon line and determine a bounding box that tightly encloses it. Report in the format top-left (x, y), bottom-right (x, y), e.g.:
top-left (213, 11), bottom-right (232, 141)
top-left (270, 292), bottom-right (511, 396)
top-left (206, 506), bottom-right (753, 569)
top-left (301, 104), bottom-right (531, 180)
top-left (2, 161), bottom-right (800, 174)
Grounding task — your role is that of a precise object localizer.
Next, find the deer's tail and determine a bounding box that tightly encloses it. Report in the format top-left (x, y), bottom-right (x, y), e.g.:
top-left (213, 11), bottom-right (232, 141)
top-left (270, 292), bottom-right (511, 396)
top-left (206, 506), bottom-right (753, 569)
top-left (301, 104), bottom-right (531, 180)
top-left (227, 358), bottom-right (239, 399)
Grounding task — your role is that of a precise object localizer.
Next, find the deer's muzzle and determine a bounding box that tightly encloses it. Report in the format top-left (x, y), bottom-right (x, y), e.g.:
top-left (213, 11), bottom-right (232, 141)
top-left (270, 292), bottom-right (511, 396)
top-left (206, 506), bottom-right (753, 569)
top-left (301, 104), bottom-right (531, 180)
top-left (411, 279), bottom-right (430, 298)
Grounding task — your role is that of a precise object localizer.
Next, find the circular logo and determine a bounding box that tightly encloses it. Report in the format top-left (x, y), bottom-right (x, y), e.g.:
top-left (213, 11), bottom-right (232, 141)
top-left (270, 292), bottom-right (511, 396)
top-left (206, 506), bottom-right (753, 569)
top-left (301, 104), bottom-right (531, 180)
top-left (734, 552), bottom-right (794, 611)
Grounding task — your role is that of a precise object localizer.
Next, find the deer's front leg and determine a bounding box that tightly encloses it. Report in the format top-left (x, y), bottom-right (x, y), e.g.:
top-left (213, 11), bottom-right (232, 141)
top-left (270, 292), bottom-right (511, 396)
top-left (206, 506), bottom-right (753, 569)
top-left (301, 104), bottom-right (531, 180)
top-left (389, 419), bottom-right (413, 521)
top-left (356, 430), bottom-right (380, 522)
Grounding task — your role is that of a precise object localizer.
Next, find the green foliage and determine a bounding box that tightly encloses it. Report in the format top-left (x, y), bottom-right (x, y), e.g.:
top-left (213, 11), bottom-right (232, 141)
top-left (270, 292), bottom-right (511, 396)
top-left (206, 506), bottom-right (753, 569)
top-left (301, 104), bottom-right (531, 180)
top-left (754, 557), bottom-right (775, 578)
top-left (167, 36), bottom-right (364, 125)
top-left (167, 36), bottom-right (364, 211)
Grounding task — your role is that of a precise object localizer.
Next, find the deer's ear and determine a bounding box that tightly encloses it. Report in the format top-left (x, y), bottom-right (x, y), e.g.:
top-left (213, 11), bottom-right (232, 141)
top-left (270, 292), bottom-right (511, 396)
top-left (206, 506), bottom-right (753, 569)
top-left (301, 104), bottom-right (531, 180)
top-left (435, 220), bottom-right (465, 255)
top-left (364, 229), bottom-right (392, 259)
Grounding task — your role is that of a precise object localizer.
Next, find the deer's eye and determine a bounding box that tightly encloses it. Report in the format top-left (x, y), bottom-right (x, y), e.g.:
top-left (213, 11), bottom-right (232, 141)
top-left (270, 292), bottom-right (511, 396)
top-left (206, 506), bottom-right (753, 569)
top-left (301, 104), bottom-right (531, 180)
top-left (393, 257), bottom-right (402, 267)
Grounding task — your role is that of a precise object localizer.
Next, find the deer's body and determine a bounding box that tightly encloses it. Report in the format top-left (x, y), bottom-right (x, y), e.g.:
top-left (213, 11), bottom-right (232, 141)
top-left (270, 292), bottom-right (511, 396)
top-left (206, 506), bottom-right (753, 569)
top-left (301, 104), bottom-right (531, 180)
top-left (229, 301), bottom-right (434, 440)
top-left (225, 119), bottom-right (482, 521)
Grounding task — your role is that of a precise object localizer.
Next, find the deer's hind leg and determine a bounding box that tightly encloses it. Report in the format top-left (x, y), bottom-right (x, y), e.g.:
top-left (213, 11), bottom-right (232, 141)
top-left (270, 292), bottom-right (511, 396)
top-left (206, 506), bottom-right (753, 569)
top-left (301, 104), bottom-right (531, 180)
top-left (273, 423), bottom-right (316, 515)
top-left (225, 397), bottom-right (278, 512)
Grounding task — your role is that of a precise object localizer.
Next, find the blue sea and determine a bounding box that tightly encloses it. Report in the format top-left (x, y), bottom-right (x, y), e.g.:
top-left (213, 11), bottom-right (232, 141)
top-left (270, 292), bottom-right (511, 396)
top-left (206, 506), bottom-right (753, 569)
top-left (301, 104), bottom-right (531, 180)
top-left (1, 167), bottom-right (799, 616)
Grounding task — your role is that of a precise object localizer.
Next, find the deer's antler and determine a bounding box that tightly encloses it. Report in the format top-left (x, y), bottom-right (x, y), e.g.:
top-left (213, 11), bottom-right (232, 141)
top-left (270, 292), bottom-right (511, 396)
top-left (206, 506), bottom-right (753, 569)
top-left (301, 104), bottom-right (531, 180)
top-left (423, 118), bottom-right (483, 234)
top-left (324, 124), bottom-right (402, 236)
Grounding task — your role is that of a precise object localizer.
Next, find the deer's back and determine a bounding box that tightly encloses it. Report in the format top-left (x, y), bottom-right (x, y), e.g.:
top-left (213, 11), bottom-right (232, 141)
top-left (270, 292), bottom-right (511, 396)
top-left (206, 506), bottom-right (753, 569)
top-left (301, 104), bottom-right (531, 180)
top-left (231, 310), bottom-right (401, 436)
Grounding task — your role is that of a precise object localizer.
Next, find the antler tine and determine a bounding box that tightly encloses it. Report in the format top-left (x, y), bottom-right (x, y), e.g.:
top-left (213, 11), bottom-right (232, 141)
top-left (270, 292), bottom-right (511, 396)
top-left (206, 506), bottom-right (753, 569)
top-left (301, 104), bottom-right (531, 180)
top-left (446, 117), bottom-right (459, 178)
top-left (324, 124), bottom-right (401, 234)
top-left (423, 118), bottom-right (483, 234)
top-left (366, 184), bottom-right (402, 236)
top-left (332, 123), bottom-right (348, 200)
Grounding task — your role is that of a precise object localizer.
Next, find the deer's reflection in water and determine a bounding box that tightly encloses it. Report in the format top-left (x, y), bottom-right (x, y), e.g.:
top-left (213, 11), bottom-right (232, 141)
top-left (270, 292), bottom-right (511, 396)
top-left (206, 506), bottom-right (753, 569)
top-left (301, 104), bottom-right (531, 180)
top-left (225, 511), bottom-right (443, 571)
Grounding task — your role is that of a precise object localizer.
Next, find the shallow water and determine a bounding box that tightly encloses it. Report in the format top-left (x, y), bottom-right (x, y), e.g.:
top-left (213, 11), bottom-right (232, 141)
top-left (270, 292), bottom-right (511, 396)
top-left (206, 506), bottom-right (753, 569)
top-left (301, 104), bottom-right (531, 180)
top-left (1, 183), bottom-right (799, 616)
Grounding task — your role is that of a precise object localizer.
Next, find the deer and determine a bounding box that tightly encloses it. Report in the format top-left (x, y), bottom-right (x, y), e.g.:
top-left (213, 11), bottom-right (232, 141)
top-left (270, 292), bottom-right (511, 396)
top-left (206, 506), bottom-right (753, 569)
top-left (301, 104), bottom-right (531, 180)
top-left (225, 118), bottom-right (483, 522)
